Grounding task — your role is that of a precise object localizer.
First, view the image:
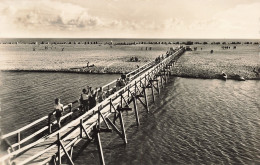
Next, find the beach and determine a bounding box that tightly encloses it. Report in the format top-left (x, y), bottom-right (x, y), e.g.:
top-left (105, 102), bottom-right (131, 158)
top-left (0, 39), bottom-right (259, 79)
top-left (172, 44), bottom-right (260, 80)
top-left (0, 42), bottom-right (169, 73)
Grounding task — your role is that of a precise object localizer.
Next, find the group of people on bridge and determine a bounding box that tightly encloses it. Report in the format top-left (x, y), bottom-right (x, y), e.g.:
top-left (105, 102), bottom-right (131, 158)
top-left (79, 86), bottom-right (107, 112)
top-left (53, 74), bottom-right (131, 128)
top-left (52, 48), bottom-right (174, 128)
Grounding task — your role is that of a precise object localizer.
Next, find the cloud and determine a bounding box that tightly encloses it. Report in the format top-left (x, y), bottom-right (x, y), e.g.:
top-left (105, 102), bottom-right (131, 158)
top-left (0, 0), bottom-right (103, 37)
top-left (46, 12), bottom-right (101, 29)
top-left (0, 0), bottom-right (259, 38)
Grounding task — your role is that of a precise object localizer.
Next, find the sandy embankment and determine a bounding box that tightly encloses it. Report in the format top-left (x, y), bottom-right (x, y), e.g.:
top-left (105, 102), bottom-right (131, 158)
top-left (171, 44), bottom-right (260, 80)
top-left (1, 43), bottom-right (259, 80)
top-left (0, 44), bottom-right (169, 74)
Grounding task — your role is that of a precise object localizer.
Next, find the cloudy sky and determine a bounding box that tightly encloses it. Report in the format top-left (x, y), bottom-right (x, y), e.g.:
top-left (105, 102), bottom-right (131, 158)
top-left (0, 0), bottom-right (259, 38)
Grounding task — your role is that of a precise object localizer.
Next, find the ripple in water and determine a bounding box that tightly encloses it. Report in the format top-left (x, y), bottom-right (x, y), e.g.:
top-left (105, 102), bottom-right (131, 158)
top-left (74, 77), bottom-right (260, 165)
top-left (0, 73), bottom-right (259, 164)
top-left (0, 72), bottom-right (119, 133)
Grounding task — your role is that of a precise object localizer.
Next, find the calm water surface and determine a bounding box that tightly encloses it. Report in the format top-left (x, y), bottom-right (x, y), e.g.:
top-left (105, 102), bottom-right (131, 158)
top-left (74, 77), bottom-right (260, 165)
top-left (0, 72), bottom-right (119, 133)
top-left (0, 72), bottom-right (259, 164)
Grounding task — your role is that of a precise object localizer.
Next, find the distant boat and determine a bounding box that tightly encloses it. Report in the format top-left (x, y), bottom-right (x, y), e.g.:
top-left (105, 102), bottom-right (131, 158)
top-left (185, 46), bottom-right (192, 51)
top-left (234, 74), bottom-right (245, 81)
top-left (221, 71), bottom-right (227, 80)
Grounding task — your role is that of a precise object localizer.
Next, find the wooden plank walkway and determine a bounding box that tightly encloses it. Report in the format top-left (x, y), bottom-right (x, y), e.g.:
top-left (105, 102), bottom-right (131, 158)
top-left (0, 47), bottom-right (185, 165)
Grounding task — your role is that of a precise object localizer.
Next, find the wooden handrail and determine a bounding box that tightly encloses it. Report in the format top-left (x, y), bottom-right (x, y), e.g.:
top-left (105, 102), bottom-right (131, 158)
top-left (0, 47), bottom-right (185, 164)
top-left (1, 116), bottom-right (48, 139)
top-left (1, 56), bottom-right (162, 140)
top-left (126, 61), bottom-right (153, 76)
top-left (40, 50), bottom-right (179, 140)
top-left (1, 101), bottom-right (79, 140)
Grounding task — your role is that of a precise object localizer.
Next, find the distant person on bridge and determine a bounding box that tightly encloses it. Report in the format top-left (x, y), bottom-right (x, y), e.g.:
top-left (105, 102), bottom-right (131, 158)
top-left (126, 75), bottom-right (131, 84)
top-left (116, 79), bottom-right (121, 91)
top-left (80, 88), bottom-right (89, 112)
top-left (119, 78), bottom-right (126, 87)
top-left (89, 89), bottom-right (97, 109)
top-left (53, 98), bottom-right (64, 128)
top-left (97, 87), bottom-right (106, 103)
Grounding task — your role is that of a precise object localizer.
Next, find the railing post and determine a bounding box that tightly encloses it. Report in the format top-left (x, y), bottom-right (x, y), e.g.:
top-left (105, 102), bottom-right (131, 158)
top-left (52, 155), bottom-right (57, 165)
top-left (94, 125), bottom-right (105, 165)
top-left (109, 98), bottom-right (113, 113)
top-left (151, 81), bottom-right (155, 103)
top-left (143, 87), bottom-right (149, 112)
top-left (69, 103), bottom-right (72, 118)
top-left (144, 74), bottom-right (147, 87)
top-left (160, 74), bottom-right (163, 88)
top-left (118, 111), bottom-right (127, 144)
top-left (57, 132), bottom-right (61, 165)
top-left (17, 132), bottom-right (21, 149)
top-left (127, 85), bottom-right (130, 103)
top-left (70, 145), bottom-right (74, 159)
top-left (80, 119), bottom-right (83, 138)
top-left (120, 92), bottom-right (123, 110)
top-left (133, 97), bottom-right (140, 126)
top-left (164, 70), bottom-right (167, 84)
top-left (48, 113), bottom-right (52, 134)
top-left (135, 81), bottom-right (137, 95)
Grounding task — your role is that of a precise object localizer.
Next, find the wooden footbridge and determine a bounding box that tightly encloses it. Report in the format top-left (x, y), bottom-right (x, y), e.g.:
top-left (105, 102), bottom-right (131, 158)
top-left (0, 46), bottom-right (185, 165)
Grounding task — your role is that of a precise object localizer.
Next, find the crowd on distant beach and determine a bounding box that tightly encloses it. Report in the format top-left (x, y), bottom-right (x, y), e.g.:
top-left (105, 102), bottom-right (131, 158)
top-left (130, 56), bottom-right (139, 62)
top-left (1, 40), bottom-right (258, 53)
top-left (221, 46), bottom-right (236, 49)
top-left (141, 47), bottom-right (152, 50)
top-left (1, 40), bottom-right (259, 46)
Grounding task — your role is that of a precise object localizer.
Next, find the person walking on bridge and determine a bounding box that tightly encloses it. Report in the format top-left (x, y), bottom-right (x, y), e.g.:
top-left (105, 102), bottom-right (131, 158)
top-left (97, 87), bottom-right (106, 103)
top-left (89, 89), bottom-right (97, 109)
top-left (80, 88), bottom-right (89, 112)
top-left (53, 98), bottom-right (64, 128)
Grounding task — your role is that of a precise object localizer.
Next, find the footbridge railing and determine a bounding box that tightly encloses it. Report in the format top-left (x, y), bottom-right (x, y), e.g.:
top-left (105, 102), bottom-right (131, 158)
top-left (0, 46), bottom-right (185, 165)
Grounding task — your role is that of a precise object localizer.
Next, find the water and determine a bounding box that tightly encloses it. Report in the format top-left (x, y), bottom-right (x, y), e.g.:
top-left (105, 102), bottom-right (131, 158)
top-left (0, 72), bottom-right (259, 164)
top-left (0, 38), bottom-right (259, 164)
top-left (0, 72), bottom-right (119, 133)
top-left (71, 77), bottom-right (259, 164)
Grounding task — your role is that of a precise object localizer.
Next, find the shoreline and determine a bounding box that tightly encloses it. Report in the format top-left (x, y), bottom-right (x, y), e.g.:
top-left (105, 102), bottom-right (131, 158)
top-left (1, 43), bottom-right (259, 81)
top-left (0, 68), bottom-right (126, 74)
top-left (2, 68), bottom-right (259, 80)
top-left (170, 73), bottom-right (260, 80)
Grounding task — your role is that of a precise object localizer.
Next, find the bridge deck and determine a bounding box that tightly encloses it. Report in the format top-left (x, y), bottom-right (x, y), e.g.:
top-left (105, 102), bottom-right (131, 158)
top-left (0, 47), bottom-right (185, 165)
top-left (15, 107), bottom-right (113, 164)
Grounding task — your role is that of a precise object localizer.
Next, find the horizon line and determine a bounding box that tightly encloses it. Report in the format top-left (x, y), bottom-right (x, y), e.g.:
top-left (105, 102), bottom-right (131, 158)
top-left (0, 37), bottom-right (259, 40)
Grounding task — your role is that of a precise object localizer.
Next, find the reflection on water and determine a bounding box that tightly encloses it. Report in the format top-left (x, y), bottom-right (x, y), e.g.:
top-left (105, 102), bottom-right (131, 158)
top-left (0, 72), bottom-right (259, 164)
